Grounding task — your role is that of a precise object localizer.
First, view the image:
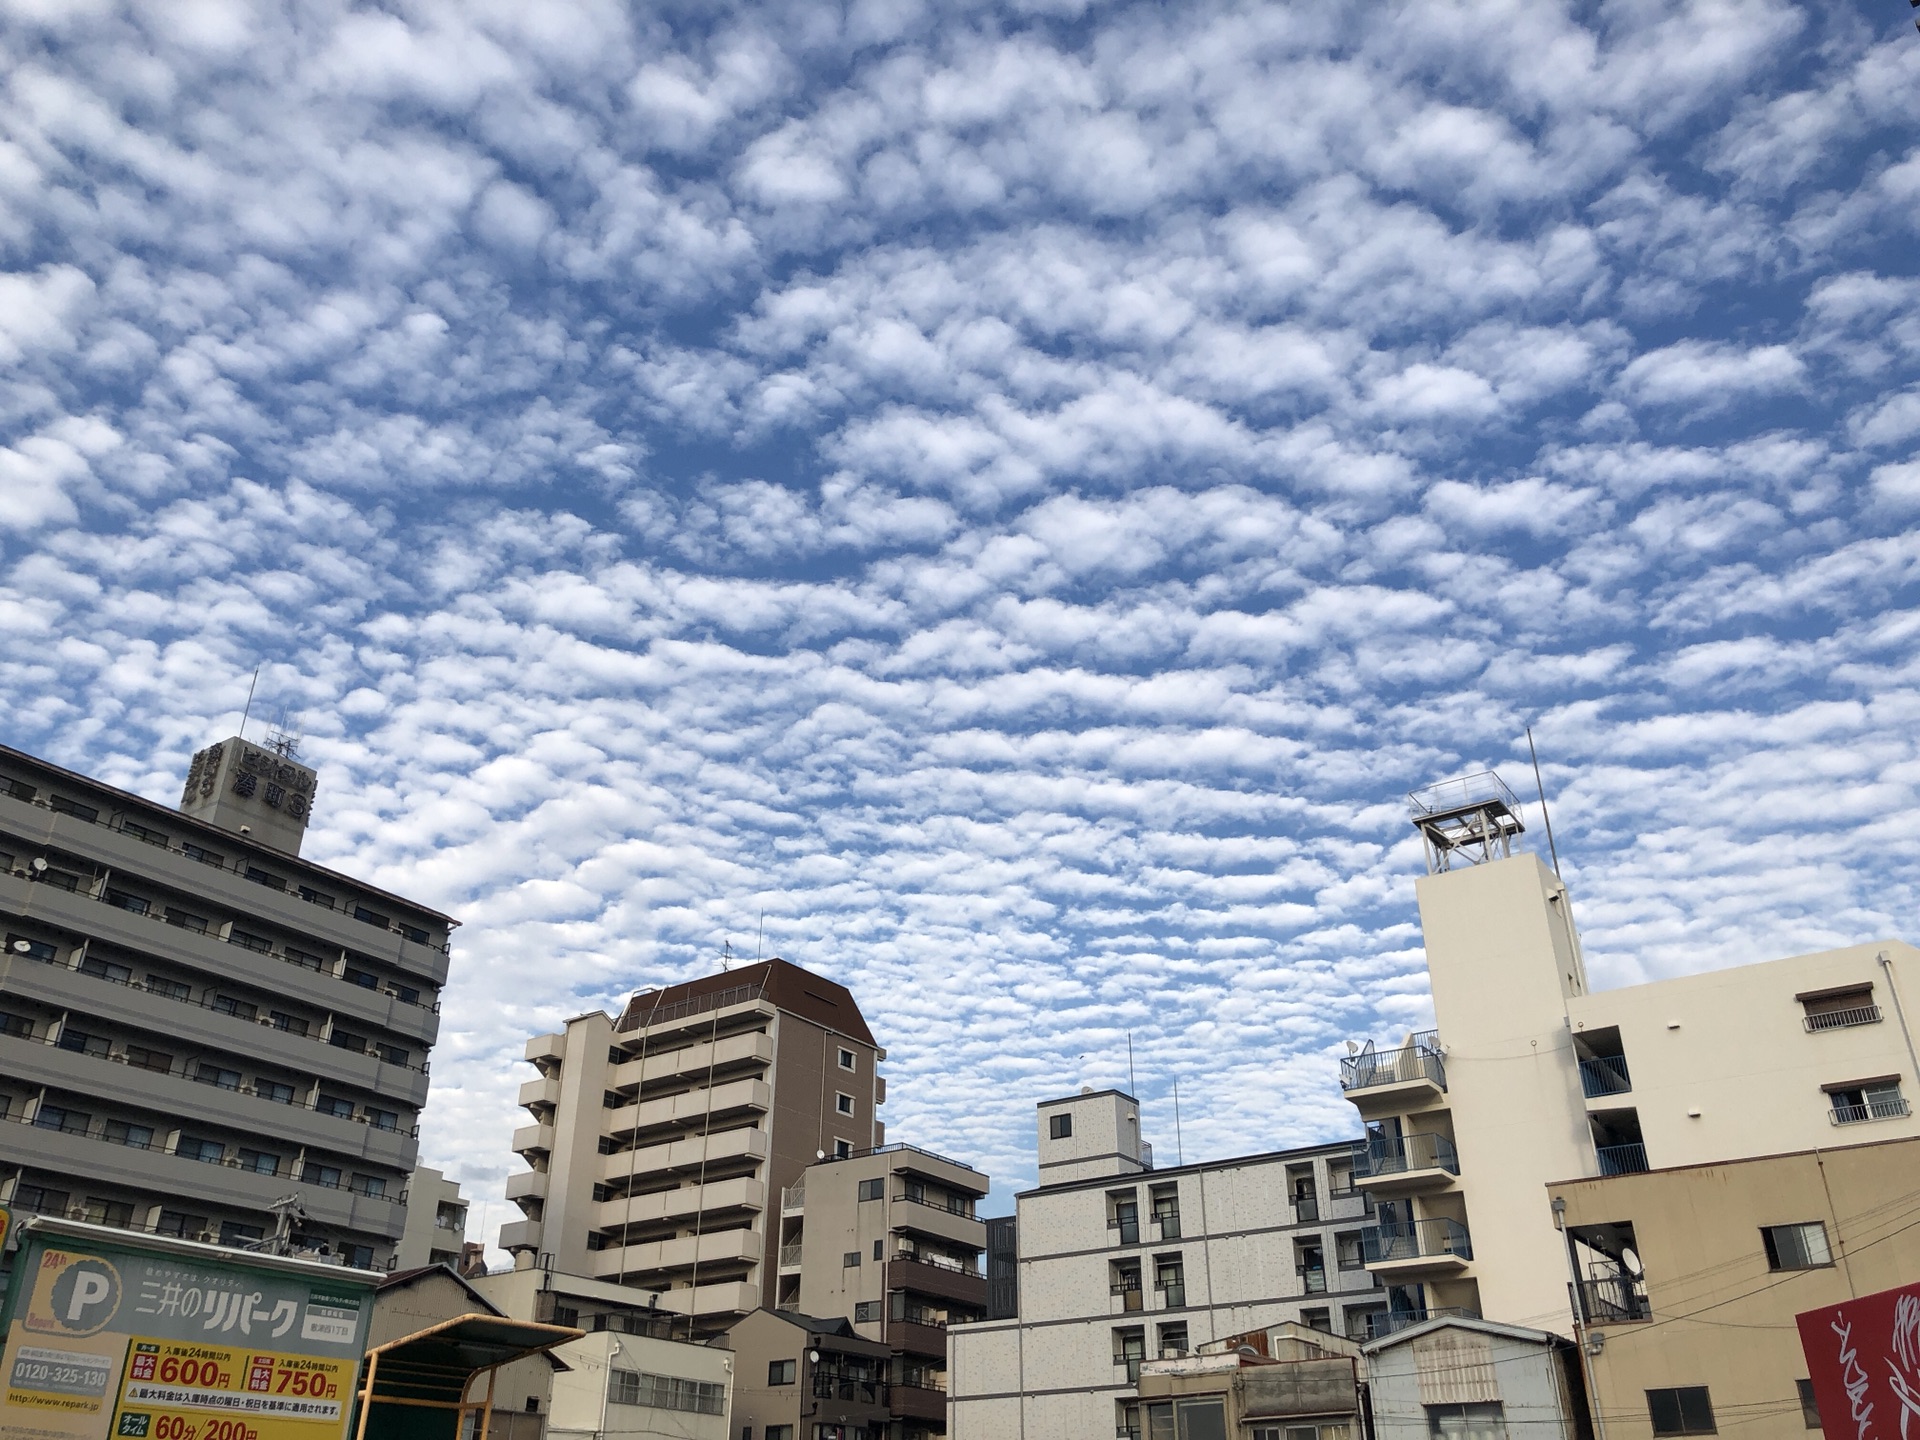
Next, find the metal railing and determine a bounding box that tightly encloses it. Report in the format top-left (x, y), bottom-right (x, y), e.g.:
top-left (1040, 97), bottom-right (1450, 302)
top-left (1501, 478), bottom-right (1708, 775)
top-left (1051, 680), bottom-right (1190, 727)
top-left (782, 1182), bottom-right (805, 1212)
top-left (1576, 1274), bottom-right (1650, 1323)
top-left (897, 1249), bottom-right (982, 1277)
top-left (1352, 1131), bottom-right (1459, 1181)
top-left (1579, 1055), bottom-right (1632, 1097)
top-left (1804, 1005), bottom-right (1881, 1032)
top-left (621, 981), bottom-right (767, 1031)
top-left (1597, 1143), bottom-right (1649, 1175)
top-left (1361, 1217), bottom-right (1472, 1265)
top-left (896, 1189), bottom-right (978, 1219)
top-left (779, 1244), bottom-right (804, 1267)
top-left (1359, 1306), bottom-right (1477, 1341)
top-left (1341, 1032), bottom-right (1446, 1093)
top-left (1832, 1097), bottom-right (1911, 1125)
top-left (1408, 772), bottom-right (1522, 820)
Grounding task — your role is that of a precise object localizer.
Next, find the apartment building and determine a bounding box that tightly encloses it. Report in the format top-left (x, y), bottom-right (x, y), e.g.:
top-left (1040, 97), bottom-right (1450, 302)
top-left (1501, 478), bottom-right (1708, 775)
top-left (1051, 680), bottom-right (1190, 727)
top-left (776, 1142), bottom-right (990, 1437)
top-left (502, 959), bottom-right (885, 1339)
top-left (1337, 771), bottom-right (1920, 1338)
top-left (948, 1088), bottom-right (1381, 1440)
top-left (1549, 1134), bottom-right (1920, 1440)
top-left (395, 1164), bottom-right (471, 1271)
top-left (727, 1307), bottom-right (893, 1440)
top-left (0, 737), bottom-right (456, 1280)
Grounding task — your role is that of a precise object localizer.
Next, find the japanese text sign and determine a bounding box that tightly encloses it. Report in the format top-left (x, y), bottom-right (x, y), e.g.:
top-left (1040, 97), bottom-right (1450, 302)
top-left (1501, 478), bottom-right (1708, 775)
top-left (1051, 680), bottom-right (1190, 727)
top-left (1796, 1279), bottom-right (1920, 1440)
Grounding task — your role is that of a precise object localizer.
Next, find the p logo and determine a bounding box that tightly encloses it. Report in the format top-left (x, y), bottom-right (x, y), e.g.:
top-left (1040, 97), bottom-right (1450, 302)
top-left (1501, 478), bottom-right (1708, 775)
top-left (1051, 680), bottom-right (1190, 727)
top-left (29, 1253), bottom-right (122, 1336)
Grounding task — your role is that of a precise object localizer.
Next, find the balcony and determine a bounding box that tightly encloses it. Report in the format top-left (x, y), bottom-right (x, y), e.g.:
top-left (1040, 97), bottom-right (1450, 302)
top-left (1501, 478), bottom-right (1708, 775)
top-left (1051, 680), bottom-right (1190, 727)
top-left (1341, 1032), bottom-right (1446, 1112)
top-left (1360, 1306), bottom-right (1478, 1341)
top-left (1361, 1218), bottom-right (1472, 1277)
top-left (1575, 1274), bottom-right (1650, 1324)
top-left (518, 1076), bottom-right (561, 1113)
top-left (1597, 1143), bottom-right (1649, 1175)
top-left (1579, 1055), bottom-right (1632, 1098)
top-left (891, 1256), bottom-right (988, 1307)
top-left (592, 1227), bottom-right (761, 1281)
top-left (614, 1030), bottom-right (774, 1092)
top-left (1832, 1096), bottom-right (1911, 1126)
top-left (891, 1383), bottom-right (947, 1425)
top-left (512, 1122), bottom-right (554, 1157)
top-left (598, 1125), bottom-right (768, 1182)
top-left (607, 1077), bottom-right (770, 1140)
top-left (1805, 1005), bottom-right (1881, 1032)
top-left (782, 1181), bottom-right (806, 1214)
top-left (505, 1170), bottom-right (548, 1203)
top-left (891, 1318), bottom-right (952, 1360)
top-left (779, 1244), bottom-right (803, 1270)
top-left (498, 1218), bottom-right (544, 1253)
top-left (593, 1176), bottom-right (766, 1234)
top-left (1352, 1132), bottom-right (1459, 1193)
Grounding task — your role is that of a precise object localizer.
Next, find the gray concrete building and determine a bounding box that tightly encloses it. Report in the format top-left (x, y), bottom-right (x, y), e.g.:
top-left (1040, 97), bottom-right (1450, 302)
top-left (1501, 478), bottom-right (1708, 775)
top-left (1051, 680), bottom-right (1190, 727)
top-left (395, 1163), bottom-right (472, 1272)
top-left (948, 1089), bottom-right (1380, 1440)
top-left (503, 958), bottom-right (887, 1340)
top-left (0, 736), bottom-right (456, 1280)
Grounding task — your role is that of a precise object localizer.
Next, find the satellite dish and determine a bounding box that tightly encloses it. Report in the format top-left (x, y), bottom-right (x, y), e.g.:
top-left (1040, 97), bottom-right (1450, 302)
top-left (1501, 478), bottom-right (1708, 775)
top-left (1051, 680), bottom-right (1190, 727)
top-left (815, 1149), bottom-right (826, 1160)
top-left (11, 939), bottom-right (30, 953)
top-left (1344, 1041), bottom-right (1359, 1055)
top-left (31, 857), bottom-right (48, 872)
top-left (808, 1350), bottom-right (821, 1364)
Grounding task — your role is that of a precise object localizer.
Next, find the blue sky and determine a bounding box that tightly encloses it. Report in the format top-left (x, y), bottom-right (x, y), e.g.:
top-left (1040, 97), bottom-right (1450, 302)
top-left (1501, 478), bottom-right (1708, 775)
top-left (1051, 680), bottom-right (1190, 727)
top-left (2, 0), bottom-right (1918, 1229)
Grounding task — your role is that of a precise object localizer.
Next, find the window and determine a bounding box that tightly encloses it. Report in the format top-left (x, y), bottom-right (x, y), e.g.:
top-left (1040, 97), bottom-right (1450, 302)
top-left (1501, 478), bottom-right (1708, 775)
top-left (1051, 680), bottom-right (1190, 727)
top-left (365, 1107), bottom-right (400, 1131)
top-left (391, 983), bottom-right (421, 1005)
top-left (297, 885), bottom-right (334, 909)
top-left (1109, 1190), bottom-right (1141, 1245)
top-left (1111, 1259), bottom-right (1144, 1311)
top-left (1113, 1327), bottom-right (1146, 1384)
top-left (119, 819), bottom-right (168, 846)
top-left (104, 1120), bottom-right (154, 1149)
top-left (243, 866), bottom-right (285, 891)
top-left (57, 1028), bottom-right (108, 1058)
top-left (329, 1030), bottom-right (368, 1054)
top-left (1301, 1308), bottom-right (1332, 1333)
top-left (833, 1138), bottom-right (851, 1159)
top-left (836, 1092), bottom-right (854, 1116)
top-left (1796, 1380), bottom-right (1820, 1429)
top-left (854, 1302), bottom-right (879, 1323)
top-left (77, 1197), bottom-right (133, 1228)
top-left (268, 1012), bottom-right (308, 1036)
top-left (180, 843), bottom-right (222, 866)
top-left (1799, 985), bottom-right (1879, 1031)
top-left (302, 1162), bottom-right (342, 1187)
top-left (1151, 1185), bottom-right (1181, 1238)
top-left (104, 890), bottom-right (149, 915)
top-left (238, 1150), bottom-right (279, 1175)
top-left (35, 1105), bottom-right (89, 1134)
top-left (343, 1244), bottom-right (374, 1269)
top-left (1049, 1112), bottom-right (1073, 1139)
top-left (212, 995), bottom-right (257, 1022)
top-left (766, 1429), bottom-right (793, 1440)
top-left (351, 1174), bottom-right (387, 1198)
top-left (858, 1178), bottom-right (884, 1201)
top-left (228, 929), bottom-right (272, 954)
top-left (125, 1044), bottom-right (172, 1074)
top-left (873, 1239), bottom-right (883, 1260)
top-left (166, 910), bottom-right (209, 934)
top-left (377, 1044), bottom-right (409, 1067)
top-left (344, 967), bottom-right (379, 989)
top-left (284, 949), bottom-right (324, 971)
top-left (1647, 1388), bottom-right (1717, 1437)
top-left (1155, 1256), bottom-right (1187, 1308)
top-left (0, 1010), bottom-right (34, 1039)
top-left (400, 924), bottom-right (429, 945)
top-left (353, 905), bottom-right (390, 928)
top-left (838, 1047), bottom-right (856, 1070)
top-left (49, 795), bottom-right (99, 822)
top-left (8, 934), bottom-right (57, 962)
top-left (1255, 1429), bottom-right (1351, 1440)
top-left (220, 1221), bottom-right (265, 1246)
top-left (1427, 1406), bottom-right (1506, 1440)
top-left (843, 1251), bottom-right (861, 1267)
top-left (1157, 1321), bottom-right (1189, 1355)
top-left (1762, 1223), bottom-right (1833, 1270)
top-left (1828, 1078), bottom-right (1908, 1124)
top-left (80, 956), bottom-right (132, 983)
top-left (195, 1063), bottom-right (241, 1090)
top-left (147, 975), bottom-right (191, 1001)
top-left (14, 1183), bottom-right (70, 1215)
top-left (177, 1136), bottom-right (225, 1164)
top-left (768, 1359), bottom-right (796, 1385)
top-left (155, 1210), bottom-right (207, 1238)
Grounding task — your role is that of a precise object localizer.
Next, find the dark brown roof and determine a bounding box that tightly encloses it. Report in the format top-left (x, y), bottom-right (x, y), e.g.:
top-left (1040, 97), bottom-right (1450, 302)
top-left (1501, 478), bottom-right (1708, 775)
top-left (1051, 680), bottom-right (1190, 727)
top-left (615, 956), bottom-right (876, 1046)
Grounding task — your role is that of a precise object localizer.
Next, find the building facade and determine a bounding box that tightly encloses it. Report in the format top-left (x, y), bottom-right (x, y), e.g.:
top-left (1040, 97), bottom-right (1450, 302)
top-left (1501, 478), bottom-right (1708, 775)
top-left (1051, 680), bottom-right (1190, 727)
top-left (502, 959), bottom-right (886, 1338)
top-left (949, 1089), bottom-right (1381, 1440)
top-left (1135, 1329), bottom-right (1364, 1440)
top-left (726, 1307), bottom-right (893, 1440)
top-left (395, 1164), bottom-right (471, 1272)
top-left (1338, 771), bottom-right (1920, 1337)
top-left (0, 738), bottom-right (456, 1280)
top-left (372, 1264), bottom-right (561, 1440)
top-left (1361, 1316), bottom-right (1586, 1440)
top-left (778, 1143), bottom-right (990, 1437)
top-left (1549, 1134), bottom-right (1920, 1440)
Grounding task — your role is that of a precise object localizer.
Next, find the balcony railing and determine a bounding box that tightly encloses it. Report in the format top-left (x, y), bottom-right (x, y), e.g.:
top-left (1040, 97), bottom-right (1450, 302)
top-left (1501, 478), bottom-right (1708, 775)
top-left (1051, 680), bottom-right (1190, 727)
top-left (1597, 1143), bottom-right (1649, 1175)
top-left (1352, 1131), bottom-right (1459, 1181)
top-left (1832, 1097), bottom-right (1911, 1125)
top-left (1575, 1274), bottom-right (1650, 1324)
top-left (1361, 1217), bottom-right (1472, 1265)
top-left (1341, 1032), bottom-right (1446, 1094)
top-left (1579, 1055), bottom-right (1632, 1097)
top-left (779, 1244), bottom-right (804, 1267)
top-left (1359, 1306), bottom-right (1477, 1341)
top-left (812, 1376), bottom-right (888, 1405)
top-left (1804, 1005), bottom-right (1880, 1033)
top-left (621, 981), bottom-right (767, 1031)
top-left (1156, 1281), bottom-right (1186, 1307)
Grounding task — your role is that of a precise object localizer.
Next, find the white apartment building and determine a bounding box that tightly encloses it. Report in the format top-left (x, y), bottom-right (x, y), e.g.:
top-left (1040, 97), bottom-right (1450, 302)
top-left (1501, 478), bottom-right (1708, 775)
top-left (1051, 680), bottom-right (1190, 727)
top-left (502, 958), bottom-right (886, 1339)
top-left (1340, 771), bottom-right (1920, 1338)
top-left (949, 1088), bottom-right (1382, 1440)
top-left (395, 1164), bottom-right (470, 1271)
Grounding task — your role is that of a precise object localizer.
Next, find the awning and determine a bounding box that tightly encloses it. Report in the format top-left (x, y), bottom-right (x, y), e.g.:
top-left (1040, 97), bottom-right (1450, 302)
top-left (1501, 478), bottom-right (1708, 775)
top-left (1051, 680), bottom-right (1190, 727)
top-left (352, 1312), bottom-right (582, 1440)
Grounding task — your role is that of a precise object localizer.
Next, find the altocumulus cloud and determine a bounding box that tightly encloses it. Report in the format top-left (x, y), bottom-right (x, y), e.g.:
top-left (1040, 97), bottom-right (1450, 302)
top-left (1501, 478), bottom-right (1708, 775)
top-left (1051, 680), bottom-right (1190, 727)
top-left (1, 0), bottom-right (1918, 1225)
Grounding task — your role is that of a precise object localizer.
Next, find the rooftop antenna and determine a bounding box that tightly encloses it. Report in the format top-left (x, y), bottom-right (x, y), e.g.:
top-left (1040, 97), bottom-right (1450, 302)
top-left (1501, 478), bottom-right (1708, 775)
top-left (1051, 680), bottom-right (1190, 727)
top-left (1172, 1078), bottom-right (1184, 1166)
top-left (238, 665), bottom-right (261, 739)
top-left (1525, 727), bottom-right (1563, 879)
top-left (720, 938), bottom-right (732, 972)
top-left (757, 910), bottom-right (765, 963)
top-left (1127, 1032), bottom-right (1137, 1100)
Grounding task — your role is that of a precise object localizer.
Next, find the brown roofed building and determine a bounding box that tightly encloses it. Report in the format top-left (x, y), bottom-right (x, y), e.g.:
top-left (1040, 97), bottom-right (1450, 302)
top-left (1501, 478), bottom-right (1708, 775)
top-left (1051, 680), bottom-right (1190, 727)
top-left (503, 957), bottom-right (888, 1340)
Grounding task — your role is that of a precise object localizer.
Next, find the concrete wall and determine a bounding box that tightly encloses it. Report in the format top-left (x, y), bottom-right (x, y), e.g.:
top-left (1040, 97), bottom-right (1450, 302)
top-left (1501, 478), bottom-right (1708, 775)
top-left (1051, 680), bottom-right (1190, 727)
top-left (546, 1330), bottom-right (732, 1440)
top-left (1365, 1324), bottom-right (1577, 1440)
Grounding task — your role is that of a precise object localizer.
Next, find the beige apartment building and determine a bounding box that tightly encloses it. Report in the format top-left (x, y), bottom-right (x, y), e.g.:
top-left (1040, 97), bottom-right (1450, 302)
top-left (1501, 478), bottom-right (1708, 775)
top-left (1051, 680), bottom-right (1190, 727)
top-left (1549, 1134), bottom-right (1920, 1440)
top-left (395, 1163), bottom-right (472, 1271)
top-left (1339, 772), bottom-right (1920, 1337)
top-left (502, 959), bottom-right (887, 1339)
top-left (777, 1143), bottom-right (991, 1436)
top-left (949, 1088), bottom-right (1383, 1440)
top-left (0, 737), bottom-right (456, 1279)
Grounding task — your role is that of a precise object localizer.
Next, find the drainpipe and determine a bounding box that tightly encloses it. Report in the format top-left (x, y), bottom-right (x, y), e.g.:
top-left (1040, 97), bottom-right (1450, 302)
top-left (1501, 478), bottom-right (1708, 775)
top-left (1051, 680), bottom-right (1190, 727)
top-left (1878, 952), bottom-right (1920, 1088)
top-left (597, 1338), bottom-right (621, 1440)
top-left (1551, 1196), bottom-right (1608, 1440)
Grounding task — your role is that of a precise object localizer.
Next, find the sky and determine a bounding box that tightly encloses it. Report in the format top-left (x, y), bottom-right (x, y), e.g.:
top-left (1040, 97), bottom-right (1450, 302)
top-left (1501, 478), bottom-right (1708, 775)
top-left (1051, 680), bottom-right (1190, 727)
top-left (1, 0), bottom-right (1918, 1234)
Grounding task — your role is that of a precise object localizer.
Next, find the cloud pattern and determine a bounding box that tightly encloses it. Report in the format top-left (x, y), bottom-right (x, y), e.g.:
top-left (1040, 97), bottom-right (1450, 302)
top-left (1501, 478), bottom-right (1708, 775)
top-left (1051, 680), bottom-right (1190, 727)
top-left (1, 0), bottom-right (1918, 1229)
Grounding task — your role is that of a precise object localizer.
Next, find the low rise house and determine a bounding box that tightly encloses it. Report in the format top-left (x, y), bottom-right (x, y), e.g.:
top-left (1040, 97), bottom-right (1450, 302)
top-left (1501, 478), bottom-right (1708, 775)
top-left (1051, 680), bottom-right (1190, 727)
top-left (727, 1307), bottom-right (893, 1440)
top-left (1135, 1325), bottom-right (1364, 1440)
top-left (1362, 1316), bottom-right (1587, 1440)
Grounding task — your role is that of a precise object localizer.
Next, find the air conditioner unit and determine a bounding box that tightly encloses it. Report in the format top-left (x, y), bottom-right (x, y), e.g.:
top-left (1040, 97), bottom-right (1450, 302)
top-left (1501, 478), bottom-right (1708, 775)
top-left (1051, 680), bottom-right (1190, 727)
top-left (1159, 1348), bottom-right (1185, 1359)
top-left (196, 1231), bottom-right (220, 1244)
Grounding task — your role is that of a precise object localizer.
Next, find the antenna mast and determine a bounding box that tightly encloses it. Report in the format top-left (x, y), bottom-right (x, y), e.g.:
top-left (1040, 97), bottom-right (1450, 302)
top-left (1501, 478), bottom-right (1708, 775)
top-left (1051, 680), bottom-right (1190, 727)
top-left (1526, 727), bottom-right (1563, 878)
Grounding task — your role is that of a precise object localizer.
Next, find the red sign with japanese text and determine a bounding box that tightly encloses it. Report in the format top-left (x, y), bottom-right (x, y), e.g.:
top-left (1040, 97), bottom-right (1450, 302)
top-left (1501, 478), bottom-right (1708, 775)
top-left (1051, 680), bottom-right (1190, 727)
top-left (1795, 1280), bottom-right (1920, 1440)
